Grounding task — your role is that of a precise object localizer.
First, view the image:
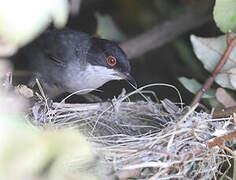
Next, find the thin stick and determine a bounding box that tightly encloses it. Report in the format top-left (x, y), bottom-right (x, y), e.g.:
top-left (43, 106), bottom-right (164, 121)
top-left (208, 131), bottom-right (236, 149)
top-left (227, 30), bottom-right (232, 45)
top-left (191, 33), bottom-right (236, 106)
top-left (213, 106), bottom-right (236, 118)
top-left (233, 151), bottom-right (236, 180)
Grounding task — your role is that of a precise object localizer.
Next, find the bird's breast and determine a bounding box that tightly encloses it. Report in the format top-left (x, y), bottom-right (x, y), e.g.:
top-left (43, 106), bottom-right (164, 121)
top-left (63, 64), bottom-right (117, 94)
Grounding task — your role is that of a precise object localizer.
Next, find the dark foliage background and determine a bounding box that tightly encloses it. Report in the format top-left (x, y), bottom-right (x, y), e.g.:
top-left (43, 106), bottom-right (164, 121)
top-left (13, 0), bottom-right (220, 104)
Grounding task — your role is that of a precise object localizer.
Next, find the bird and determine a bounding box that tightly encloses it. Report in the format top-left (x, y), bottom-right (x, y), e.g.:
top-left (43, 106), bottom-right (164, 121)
top-left (22, 29), bottom-right (136, 98)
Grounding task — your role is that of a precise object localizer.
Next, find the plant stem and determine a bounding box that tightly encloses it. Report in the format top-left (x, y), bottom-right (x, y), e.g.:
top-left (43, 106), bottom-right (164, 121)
top-left (191, 33), bottom-right (236, 107)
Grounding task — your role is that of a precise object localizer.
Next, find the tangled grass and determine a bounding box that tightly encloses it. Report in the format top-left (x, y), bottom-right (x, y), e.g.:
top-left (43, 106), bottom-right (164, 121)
top-left (25, 84), bottom-right (234, 180)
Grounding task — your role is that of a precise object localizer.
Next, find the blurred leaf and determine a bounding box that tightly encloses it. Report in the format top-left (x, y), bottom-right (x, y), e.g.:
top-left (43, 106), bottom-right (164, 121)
top-left (175, 40), bottom-right (196, 64)
top-left (179, 77), bottom-right (216, 98)
top-left (0, 128), bottom-right (98, 180)
top-left (207, 97), bottom-right (224, 110)
top-left (138, 8), bottom-right (156, 28)
top-left (0, 0), bottom-right (69, 47)
top-left (216, 87), bottom-right (236, 107)
top-left (175, 40), bottom-right (203, 75)
top-left (0, 39), bottom-right (17, 57)
top-left (213, 0), bottom-right (236, 33)
top-left (228, 67), bottom-right (236, 88)
top-left (96, 13), bottom-right (126, 41)
top-left (51, 0), bottom-right (69, 28)
top-left (190, 34), bottom-right (236, 90)
top-left (0, 59), bottom-right (12, 79)
top-left (0, 86), bottom-right (99, 180)
top-left (114, 0), bottom-right (139, 32)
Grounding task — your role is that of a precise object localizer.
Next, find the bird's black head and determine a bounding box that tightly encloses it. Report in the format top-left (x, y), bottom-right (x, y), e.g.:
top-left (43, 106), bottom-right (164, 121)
top-left (87, 38), bottom-right (130, 72)
top-left (86, 37), bottom-right (136, 86)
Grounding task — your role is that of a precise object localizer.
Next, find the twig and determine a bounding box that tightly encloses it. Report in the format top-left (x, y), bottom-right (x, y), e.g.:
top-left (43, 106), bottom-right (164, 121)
top-left (227, 31), bottom-right (232, 45)
top-left (221, 145), bottom-right (234, 155)
top-left (233, 151), bottom-right (236, 180)
top-left (233, 113), bottom-right (236, 129)
top-left (208, 131), bottom-right (236, 145)
top-left (191, 33), bottom-right (236, 106)
top-left (120, 2), bottom-right (211, 59)
top-left (110, 169), bottom-right (140, 180)
top-left (133, 147), bottom-right (177, 158)
top-left (208, 131), bottom-right (236, 155)
top-left (213, 106), bottom-right (236, 118)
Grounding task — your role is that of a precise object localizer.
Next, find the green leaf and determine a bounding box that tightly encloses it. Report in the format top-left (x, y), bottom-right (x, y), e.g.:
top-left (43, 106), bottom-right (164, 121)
top-left (228, 67), bottom-right (236, 88)
top-left (96, 13), bottom-right (126, 41)
top-left (213, 0), bottom-right (236, 33)
top-left (190, 34), bottom-right (236, 90)
top-left (0, 0), bottom-right (69, 47)
top-left (175, 40), bottom-right (203, 74)
top-left (179, 77), bottom-right (216, 98)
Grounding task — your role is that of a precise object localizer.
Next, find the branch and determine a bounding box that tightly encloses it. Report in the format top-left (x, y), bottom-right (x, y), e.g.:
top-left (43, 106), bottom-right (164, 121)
top-left (207, 131), bottom-right (236, 156)
top-left (191, 33), bottom-right (236, 106)
top-left (207, 114), bottom-right (236, 155)
top-left (213, 106), bottom-right (236, 118)
top-left (120, 2), bottom-right (212, 59)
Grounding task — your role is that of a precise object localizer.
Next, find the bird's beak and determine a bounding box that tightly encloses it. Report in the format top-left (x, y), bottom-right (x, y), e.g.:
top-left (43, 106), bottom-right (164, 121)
top-left (123, 72), bottom-right (137, 88)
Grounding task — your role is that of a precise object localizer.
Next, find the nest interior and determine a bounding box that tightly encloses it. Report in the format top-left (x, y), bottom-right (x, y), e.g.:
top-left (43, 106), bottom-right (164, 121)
top-left (26, 88), bottom-right (234, 180)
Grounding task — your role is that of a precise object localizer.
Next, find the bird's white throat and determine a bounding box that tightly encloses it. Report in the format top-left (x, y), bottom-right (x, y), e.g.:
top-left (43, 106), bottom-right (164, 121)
top-left (66, 64), bottom-right (123, 94)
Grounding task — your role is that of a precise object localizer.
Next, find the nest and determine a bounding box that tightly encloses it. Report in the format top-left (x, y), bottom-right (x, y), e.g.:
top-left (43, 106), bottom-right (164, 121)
top-left (24, 86), bottom-right (233, 180)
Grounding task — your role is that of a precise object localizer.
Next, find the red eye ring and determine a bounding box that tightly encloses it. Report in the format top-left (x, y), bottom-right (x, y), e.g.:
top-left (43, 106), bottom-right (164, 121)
top-left (106, 56), bottom-right (117, 67)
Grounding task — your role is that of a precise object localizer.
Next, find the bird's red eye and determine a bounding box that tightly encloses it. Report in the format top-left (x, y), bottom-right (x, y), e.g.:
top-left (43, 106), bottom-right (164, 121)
top-left (106, 56), bottom-right (117, 67)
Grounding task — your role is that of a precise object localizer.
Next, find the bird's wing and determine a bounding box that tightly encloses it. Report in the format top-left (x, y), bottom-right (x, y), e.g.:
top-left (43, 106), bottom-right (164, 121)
top-left (45, 53), bottom-right (66, 67)
top-left (36, 29), bottom-right (91, 66)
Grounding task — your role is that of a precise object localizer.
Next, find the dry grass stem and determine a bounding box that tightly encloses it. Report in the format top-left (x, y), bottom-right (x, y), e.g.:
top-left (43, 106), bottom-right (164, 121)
top-left (24, 85), bottom-right (235, 180)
